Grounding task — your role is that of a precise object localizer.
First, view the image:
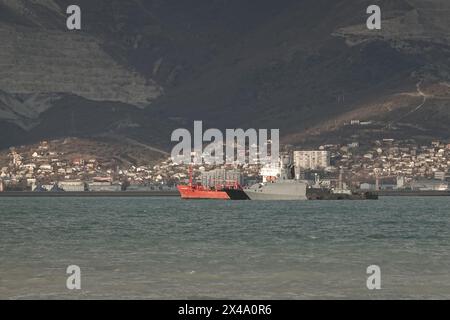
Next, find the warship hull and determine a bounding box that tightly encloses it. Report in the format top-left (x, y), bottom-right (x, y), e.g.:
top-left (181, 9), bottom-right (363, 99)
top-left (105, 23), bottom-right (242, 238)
top-left (244, 181), bottom-right (307, 201)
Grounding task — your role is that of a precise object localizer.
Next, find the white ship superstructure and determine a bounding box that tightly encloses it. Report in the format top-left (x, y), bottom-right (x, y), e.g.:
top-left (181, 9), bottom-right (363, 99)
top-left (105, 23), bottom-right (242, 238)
top-left (244, 153), bottom-right (307, 200)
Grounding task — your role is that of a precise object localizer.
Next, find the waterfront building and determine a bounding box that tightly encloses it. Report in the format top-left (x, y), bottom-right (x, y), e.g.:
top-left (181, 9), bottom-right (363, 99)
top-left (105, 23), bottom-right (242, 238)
top-left (360, 183), bottom-right (375, 190)
top-left (397, 176), bottom-right (405, 189)
top-left (411, 179), bottom-right (449, 191)
top-left (126, 185), bottom-right (152, 192)
top-left (88, 181), bottom-right (122, 192)
top-left (58, 181), bottom-right (86, 192)
top-left (434, 171), bottom-right (446, 181)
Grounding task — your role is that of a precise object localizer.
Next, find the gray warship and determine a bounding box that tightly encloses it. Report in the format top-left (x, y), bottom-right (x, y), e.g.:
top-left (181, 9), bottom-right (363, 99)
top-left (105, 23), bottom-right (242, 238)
top-left (244, 154), bottom-right (307, 200)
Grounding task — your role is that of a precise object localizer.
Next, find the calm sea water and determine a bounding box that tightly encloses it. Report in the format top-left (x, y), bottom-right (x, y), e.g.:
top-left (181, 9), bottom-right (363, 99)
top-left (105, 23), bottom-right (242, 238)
top-left (0, 196), bottom-right (449, 299)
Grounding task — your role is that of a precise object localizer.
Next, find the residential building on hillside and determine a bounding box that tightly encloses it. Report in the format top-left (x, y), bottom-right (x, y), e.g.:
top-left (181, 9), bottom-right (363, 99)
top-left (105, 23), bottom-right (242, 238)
top-left (293, 151), bottom-right (331, 170)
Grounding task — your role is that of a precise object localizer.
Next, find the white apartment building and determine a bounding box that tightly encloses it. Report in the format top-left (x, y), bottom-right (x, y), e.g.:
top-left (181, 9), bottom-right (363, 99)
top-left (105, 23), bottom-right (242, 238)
top-left (293, 150), bottom-right (331, 170)
top-left (58, 181), bottom-right (86, 192)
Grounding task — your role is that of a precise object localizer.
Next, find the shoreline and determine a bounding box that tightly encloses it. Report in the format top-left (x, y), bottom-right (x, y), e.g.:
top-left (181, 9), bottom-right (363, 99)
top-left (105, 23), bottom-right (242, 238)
top-left (375, 190), bottom-right (450, 196)
top-left (0, 190), bottom-right (450, 197)
top-left (0, 191), bottom-right (180, 197)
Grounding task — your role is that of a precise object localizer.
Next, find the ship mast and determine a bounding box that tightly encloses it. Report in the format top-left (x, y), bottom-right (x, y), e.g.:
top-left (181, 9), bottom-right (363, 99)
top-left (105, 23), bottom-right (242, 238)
top-left (188, 164), bottom-right (193, 187)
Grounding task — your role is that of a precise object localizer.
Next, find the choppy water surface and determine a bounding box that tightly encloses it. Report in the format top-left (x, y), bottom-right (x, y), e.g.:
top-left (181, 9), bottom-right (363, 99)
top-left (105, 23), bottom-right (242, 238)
top-left (0, 196), bottom-right (449, 299)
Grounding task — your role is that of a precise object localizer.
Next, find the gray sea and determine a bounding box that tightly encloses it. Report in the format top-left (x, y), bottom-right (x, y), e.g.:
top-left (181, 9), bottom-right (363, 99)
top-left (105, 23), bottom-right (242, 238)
top-left (0, 196), bottom-right (449, 299)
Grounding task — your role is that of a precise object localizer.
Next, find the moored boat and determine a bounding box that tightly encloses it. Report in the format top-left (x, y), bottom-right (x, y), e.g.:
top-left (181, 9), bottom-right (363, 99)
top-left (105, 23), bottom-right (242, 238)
top-left (243, 154), bottom-right (308, 200)
top-left (177, 166), bottom-right (243, 200)
top-left (177, 184), bottom-right (231, 199)
top-left (244, 180), bottom-right (307, 200)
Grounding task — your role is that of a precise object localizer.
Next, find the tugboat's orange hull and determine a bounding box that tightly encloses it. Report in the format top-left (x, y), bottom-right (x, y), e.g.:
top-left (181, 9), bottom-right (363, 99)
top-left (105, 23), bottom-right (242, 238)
top-left (177, 185), bottom-right (230, 200)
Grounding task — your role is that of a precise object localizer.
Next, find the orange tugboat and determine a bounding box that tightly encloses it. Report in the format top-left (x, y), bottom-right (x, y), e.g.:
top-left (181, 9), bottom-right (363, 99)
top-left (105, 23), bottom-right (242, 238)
top-left (177, 184), bottom-right (231, 199)
top-left (177, 166), bottom-right (243, 200)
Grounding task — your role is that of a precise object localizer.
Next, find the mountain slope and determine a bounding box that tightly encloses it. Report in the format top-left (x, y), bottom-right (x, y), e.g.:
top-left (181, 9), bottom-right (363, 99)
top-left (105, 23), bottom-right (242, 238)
top-left (0, 0), bottom-right (449, 150)
top-left (149, 0), bottom-right (450, 141)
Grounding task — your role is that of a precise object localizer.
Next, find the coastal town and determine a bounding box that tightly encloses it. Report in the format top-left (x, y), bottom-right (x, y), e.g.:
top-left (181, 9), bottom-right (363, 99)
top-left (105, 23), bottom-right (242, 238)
top-left (1, 136), bottom-right (450, 193)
